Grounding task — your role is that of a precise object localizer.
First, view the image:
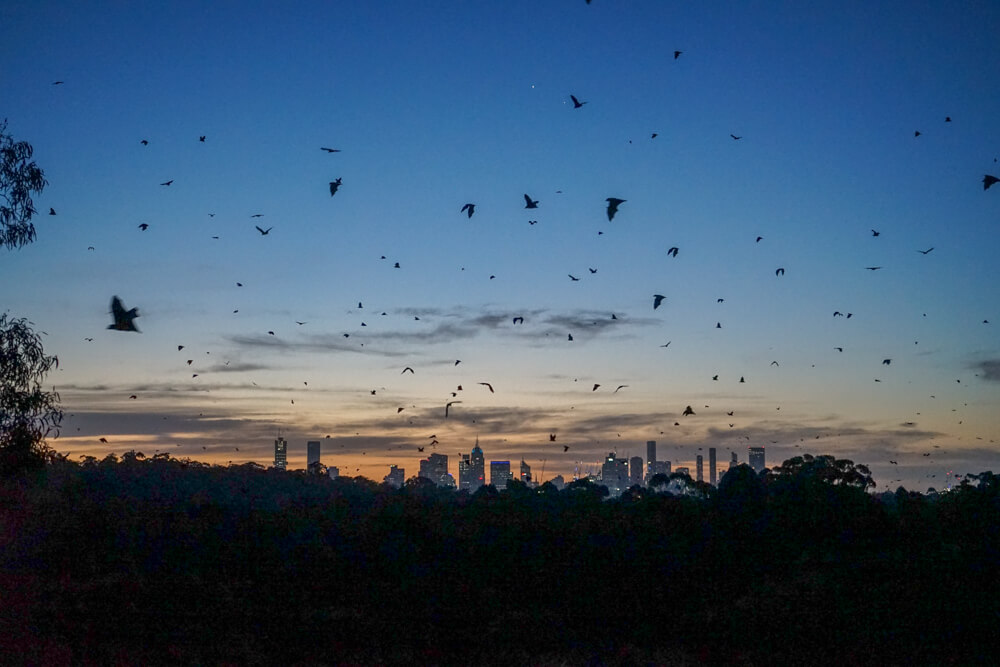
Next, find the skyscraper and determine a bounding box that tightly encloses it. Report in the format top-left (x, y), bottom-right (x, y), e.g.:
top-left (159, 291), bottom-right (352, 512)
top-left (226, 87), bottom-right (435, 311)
top-left (419, 452), bottom-right (450, 486)
top-left (273, 436), bottom-right (287, 470)
top-left (470, 437), bottom-right (485, 491)
top-left (384, 465), bottom-right (404, 488)
top-left (709, 447), bottom-right (717, 486)
top-left (749, 447), bottom-right (765, 474)
top-left (520, 459), bottom-right (531, 484)
top-left (729, 451), bottom-right (738, 470)
top-left (696, 454), bottom-right (704, 482)
top-left (327, 465), bottom-right (339, 479)
top-left (601, 452), bottom-right (629, 496)
top-left (629, 456), bottom-right (643, 488)
top-left (458, 453), bottom-right (472, 490)
top-left (646, 441), bottom-right (656, 483)
top-left (307, 440), bottom-right (321, 469)
top-left (490, 460), bottom-right (512, 489)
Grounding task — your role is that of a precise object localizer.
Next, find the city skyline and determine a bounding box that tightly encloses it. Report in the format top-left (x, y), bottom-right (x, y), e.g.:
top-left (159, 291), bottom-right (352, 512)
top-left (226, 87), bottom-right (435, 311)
top-left (2, 2), bottom-right (999, 492)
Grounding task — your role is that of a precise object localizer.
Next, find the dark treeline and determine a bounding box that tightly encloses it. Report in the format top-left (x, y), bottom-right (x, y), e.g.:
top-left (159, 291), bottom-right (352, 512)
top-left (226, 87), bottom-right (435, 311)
top-left (2, 453), bottom-right (998, 665)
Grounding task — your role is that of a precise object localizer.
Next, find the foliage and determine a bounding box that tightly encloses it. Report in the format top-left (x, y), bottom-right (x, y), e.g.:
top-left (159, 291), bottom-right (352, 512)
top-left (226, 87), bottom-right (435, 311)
top-left (0, 314), bottom-right (62, 474)
top-left (766, 453), bottom-right (875, 490)
top-left (2, 453), bottom-right (998, 664)
top-left (0, 119), bottom-right (48, 250)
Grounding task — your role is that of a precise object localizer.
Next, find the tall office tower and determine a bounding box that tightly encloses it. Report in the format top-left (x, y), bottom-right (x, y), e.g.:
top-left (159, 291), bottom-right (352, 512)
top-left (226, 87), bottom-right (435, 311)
top-left (470, 437), bottom-right (485, 491)
top-left (273, 436), bottom-right (287, 470)
top-left (419, 452), bottom-right (450, 486)
top-left (601, 452), bottom-right (629, 496)
top-left (549, 474), bottom-right (565, 490)
top-left (696, 454), bottom-right (704, 482)
top-left (327, 465), bottom-right (339, 479)
top-left (749, 447), bottom-right (765, 474)
top-left (629, 456), bottom-right (643, 487)
top-left (652, 460), bottom-right (671, 476)
top-left (709, 447), bottom-right (717, 486)
top-left (458, 453), bottom-right (472, 490)
top-left (520, 459), bottom-right (531, 484)
top-left (384, 465), bottom-right (405, 488)
top-left (307, 440), bottom-right (321, 469)
top-left (729, 451), bottom-right (738, 470)
top-left (646, 441), bottom-right (657, 482)
top-left (490, 460), bottom-right (512, 489)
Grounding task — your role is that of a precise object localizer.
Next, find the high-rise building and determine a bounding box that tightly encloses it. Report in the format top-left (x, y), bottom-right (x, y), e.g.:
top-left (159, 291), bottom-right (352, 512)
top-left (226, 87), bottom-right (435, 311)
top-left (328, 465), bottom-right (339, 480)
top-left (383, 465), bottom-right (405, 488)
top-left (490, 460), bottom-right (512, 489)
top-left (549, 474), bottom-right (565, 490)
top-left (696, 454), bottom-right (704, 482)
top-left (458, 453), bottom-right (472, 490)
top-left (646, 441), bottom-right (657, 482)
top-left (601, 452), bottom-right (629, 496)
top-left (709, 447), bottom-right (717, 486)
top-left (729, 451), bottom-right (738, 470)
top-left (520, 459), bottom-right (531, 484)
top-left (307, 440), bottom-right (321, 469)
top-left (749, 447), bottom-right (765, 474)
top-left (470, 438), bottom-right (486, 491)
top-left (273, 437), bottom-right (287, 470)
top-left (629, 456), bottom-right (643, 488)
top-left (419, 452), bottom-right (450, 486)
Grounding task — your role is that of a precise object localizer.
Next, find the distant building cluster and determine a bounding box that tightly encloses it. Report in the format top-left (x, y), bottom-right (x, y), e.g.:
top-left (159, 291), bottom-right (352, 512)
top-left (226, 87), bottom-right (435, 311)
top-left (270, 436), bottom-right (767, 496)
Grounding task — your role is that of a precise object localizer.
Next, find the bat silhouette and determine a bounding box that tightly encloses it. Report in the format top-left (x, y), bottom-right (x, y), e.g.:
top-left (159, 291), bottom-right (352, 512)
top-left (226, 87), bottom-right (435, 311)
top-left (108, 296), bottom-right (140, 332)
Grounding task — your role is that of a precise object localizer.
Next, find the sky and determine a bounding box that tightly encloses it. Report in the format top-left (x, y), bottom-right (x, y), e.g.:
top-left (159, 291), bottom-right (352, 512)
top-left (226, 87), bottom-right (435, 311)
top-left (2, 0), bottom-right (999, 491)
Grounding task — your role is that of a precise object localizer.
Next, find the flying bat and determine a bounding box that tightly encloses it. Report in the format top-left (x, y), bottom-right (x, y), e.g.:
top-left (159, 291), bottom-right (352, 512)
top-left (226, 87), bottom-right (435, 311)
top-left (606, 198), bottom-right (625, 221)
top-left (255, 226), bottom-right (272, 235)
top-left (320, 147), bottom-right (341, 153)
top-left (461, 203), bottom-right (475, 218)
top-left (984, 174), bottom-right (999, 190)
top-left (329, 178), bottom-right (342, 196)
top-left (479, 382), bottom-right (494, 393)
top-left (108, 296), bottom-right (140, 332)
top-left (523, 194), bottom-right (539, 209)
top-left (653, 294), bottom-right (666, 309)
top-left (570, 94), bottom-right (587, 108)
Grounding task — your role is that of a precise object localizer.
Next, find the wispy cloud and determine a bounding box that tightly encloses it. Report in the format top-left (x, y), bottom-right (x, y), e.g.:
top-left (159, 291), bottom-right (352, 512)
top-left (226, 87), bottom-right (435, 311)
top-left (971, 359), bottom-right (1000, 382)
top-left (223, 306), bottom-right (657, 355)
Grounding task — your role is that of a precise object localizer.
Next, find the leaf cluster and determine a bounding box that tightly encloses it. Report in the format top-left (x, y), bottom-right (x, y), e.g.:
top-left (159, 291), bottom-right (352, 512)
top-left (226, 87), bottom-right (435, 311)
top-left (0, 119), bottom-right (48, 250)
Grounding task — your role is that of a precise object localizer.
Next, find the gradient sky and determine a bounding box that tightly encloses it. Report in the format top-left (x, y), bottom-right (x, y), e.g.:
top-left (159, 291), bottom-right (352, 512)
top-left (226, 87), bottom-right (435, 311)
top-left (3, 1), bottom-right (999, 491)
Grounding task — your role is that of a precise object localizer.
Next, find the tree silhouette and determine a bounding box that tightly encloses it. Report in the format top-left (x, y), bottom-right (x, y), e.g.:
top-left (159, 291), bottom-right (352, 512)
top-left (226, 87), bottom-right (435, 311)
top-left (0, 314), bottom-right (62, 474)
top-left (767, 453), bottom-right (875, 490)
top-left (0, 120), bottom-right (48, 250)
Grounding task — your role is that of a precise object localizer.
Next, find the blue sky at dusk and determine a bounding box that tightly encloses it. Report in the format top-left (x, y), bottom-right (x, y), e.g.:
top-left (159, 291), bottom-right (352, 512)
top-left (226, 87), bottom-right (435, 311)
top-left (3, 1), bottom-right (999, 490)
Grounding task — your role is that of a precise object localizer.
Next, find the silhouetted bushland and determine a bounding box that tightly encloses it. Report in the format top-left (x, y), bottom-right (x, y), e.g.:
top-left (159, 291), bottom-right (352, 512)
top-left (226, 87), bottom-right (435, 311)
top-left (1, 453), bottom-right (999, 665)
